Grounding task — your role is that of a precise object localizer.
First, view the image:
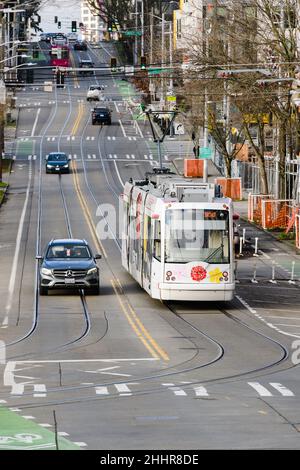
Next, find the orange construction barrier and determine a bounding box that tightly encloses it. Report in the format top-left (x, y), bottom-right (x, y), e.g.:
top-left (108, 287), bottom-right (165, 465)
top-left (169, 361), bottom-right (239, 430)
top-left (215, 177), bottom-right (242, 200)
top-left (261, 199), bottom-right (293, 230)
top-left (248, 193), bottom-right (274, 225)
top-left (184, 159), bottom-right (204, 177)
top-left (296, 213), bottom-right (300, 249)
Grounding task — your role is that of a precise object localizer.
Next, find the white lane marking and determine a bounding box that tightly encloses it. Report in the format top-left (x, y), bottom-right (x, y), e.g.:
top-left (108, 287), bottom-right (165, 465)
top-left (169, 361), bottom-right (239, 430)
top-left (72, 136), bottom-right (75, 141)
top-left (128, 136), bottom-right (132, 141)
top-left (58, 432), bottom-right (69, 436)
top-left (269, 383), bottom-right (294, 397)
top-left (31, 108), bottom-right (41, 137)
top-left (28, 155), bottom-right (32, 160)
top-left (39, 424), bottom-right (52, 428)
top-left (272, 324), bottom-right (300, 327)
top-left (114, 161), bottom-right (124, 188)
top-left (149, 154), bottom-right (153, 159)
top-left (126, 154), bottom-right (130, 159)
top-left (109, 154), bottom-right (112, 159)
top-left (9, 408), bottom-right (21, 411)
top-left (132, 136), bottom-right (137, 141)
top-left (119, 119), bottom-right (127, 137)
top-left (131, 154), bottom-right (135, 159)
top-left (86, 136), bottom-right (90, 141)
top-left (107, 136), bottom-right (111, 140)
top-left (3, 162), bottom-right (32, 325)
top-left (0, 400), bottom-right (7, 403)
top-left (235, 295), bottom-right (257, 314)
top-left (114, 154), bottom-right (117, 159)
top-left (248, 382), bottom-right (273, 397)
top-left (115, 384), bottom-right (132, 395)
top-left (144, 155), bottom-right (148, 159)
top-left (265, 316), bottom-right (300, 320)
top-left (73, 154), bottom-right (77, 159)
top-left (114, 101), bottom-right (119, 113)
top-left (74, 442), bottom-right (87, 447)
top-left (22, 416), bottom-right (36, 420)
top-left (12, 358), bottom-right (158, 363)
top-left (33, 384), bottom-right (47, 398)
top-left (112, 136), bottom-right (116, 140)
top-left (162, 383), bottom-right (187, 396)
top-left (93, 154), bottom-right (96, 159)
top-left (194, 386), bottom-right (209, 397)
top-left (95, 386), bottom-right (109, 395)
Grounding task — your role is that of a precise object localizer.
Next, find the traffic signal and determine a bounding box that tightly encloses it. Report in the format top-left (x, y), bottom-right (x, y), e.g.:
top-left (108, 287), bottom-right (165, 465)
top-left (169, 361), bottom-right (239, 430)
top-left (71, 21), bottom-right (77, 32)
top-left (107, 21), bottom-right (112, 32)
top-left (110, 57), bottom-right (117, 69)
top-left (57, 21), bottom-right (61, 29)
top-left (54, 16), bottom-right (58, 23)
top-left (141, 56), bottom-right (146, 69)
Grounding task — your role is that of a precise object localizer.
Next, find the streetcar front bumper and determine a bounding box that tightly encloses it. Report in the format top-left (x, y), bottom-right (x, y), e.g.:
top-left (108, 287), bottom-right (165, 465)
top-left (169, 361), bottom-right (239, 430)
top-left (158, 282), bottom-right (235, 301)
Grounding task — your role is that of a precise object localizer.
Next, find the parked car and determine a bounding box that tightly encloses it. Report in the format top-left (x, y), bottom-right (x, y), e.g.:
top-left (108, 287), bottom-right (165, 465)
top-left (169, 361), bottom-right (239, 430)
top-left (45, 152), bottom-right (70, 174)
top-left (91, 107), bottom-right (112, 125)
top-left (37, 238), bottom-right (101, 295)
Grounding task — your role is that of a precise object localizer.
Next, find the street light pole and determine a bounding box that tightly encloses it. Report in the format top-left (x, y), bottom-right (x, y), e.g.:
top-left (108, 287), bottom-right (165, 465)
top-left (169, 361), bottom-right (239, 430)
top-left (161, 12), bottom-right (165, 105)
top-left (0, 10), bottom-right (5, 182)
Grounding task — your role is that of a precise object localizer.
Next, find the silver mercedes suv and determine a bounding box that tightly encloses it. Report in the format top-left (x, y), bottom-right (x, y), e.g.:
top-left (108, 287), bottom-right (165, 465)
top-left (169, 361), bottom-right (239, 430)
top-left (37, 239), bottom-right (101, 295)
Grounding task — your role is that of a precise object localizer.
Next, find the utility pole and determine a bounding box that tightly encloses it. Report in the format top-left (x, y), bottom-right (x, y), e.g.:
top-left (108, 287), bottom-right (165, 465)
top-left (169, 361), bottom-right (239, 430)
top-left (134, 0), bottom-right (138, 65)
top-left (0, 9), bottom-right (5, 182)
top-left (141, 0), bottom-right (144, 57)
top-left (149, 7), bottom-right (154, 101)
top-left (161, 12), bottom-right (165, 105)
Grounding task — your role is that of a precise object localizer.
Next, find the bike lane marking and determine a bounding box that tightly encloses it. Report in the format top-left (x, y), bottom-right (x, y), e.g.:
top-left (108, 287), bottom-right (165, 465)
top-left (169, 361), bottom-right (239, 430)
top-left (0, 406), bottom-right (81, 450)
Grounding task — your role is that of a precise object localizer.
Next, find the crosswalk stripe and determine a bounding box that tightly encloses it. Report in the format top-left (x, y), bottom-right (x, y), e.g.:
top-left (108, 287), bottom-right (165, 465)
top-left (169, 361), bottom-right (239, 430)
top-left (115, 384), bottom-right (132, 396)
top-left (269, 383), bottom-right (294, 397)
top-left (248, 382), bottom-right (273, 396)
top-left (95, 386), bottom-right (109, 395)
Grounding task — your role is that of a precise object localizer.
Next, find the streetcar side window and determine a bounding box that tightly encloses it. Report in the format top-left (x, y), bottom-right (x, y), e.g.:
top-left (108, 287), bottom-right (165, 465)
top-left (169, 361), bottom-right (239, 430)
top-left (153, 221), bottom-right (161, 261)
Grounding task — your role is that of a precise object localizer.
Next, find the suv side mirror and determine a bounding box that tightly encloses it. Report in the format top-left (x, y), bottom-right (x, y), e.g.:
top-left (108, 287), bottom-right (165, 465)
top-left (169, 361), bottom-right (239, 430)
top-left (94, 254), bottom-right (102, 260)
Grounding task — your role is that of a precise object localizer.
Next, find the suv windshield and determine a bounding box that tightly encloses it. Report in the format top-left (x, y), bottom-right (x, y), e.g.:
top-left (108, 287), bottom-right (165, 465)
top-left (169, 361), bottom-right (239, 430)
top-left (46, 244), bottom-right (91, 259)
top-left (48, 154), bottom-right (68, 162)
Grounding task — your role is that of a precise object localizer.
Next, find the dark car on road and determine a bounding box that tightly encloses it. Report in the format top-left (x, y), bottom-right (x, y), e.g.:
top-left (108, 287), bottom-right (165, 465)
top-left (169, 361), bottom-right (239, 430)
top-left (37, 239), bottom-right (101, 295)
top-left (46, 152), bottom-right (70, 174)
top-left (78, 58), bottom-right (94, 74)
top-left (92, 107), bottom-right (112, 125)
top-left (74, 40), bottom-right (88, 51)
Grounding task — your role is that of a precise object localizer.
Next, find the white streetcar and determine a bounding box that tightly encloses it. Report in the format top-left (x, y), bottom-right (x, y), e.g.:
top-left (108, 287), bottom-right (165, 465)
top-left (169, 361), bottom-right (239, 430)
top-left (121, 170), bottom-right (235, 302)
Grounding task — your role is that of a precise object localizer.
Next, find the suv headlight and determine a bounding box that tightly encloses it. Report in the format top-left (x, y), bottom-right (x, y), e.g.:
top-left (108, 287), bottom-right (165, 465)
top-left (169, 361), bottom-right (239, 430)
top-left (41, 268), bottom-right (52, 276)
top-left (46, 164), bottom-right (52, 169)
top-left (63, 164), bottom-right (69, 168)
top-left (87, 267), bottom-right (98, 275)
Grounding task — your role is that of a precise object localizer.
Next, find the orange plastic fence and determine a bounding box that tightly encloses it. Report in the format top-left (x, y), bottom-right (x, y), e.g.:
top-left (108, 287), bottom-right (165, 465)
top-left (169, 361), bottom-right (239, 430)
top-left (296, 214), bottom-right (300, 249)
top-left (215, 178), bottom-right (242, 200)
top-left (248, 193), bottom-right (273, 225)
top-left (184, 159), bottom-right (204, 177)
top-left (261, 199), bottom-right (293, 230)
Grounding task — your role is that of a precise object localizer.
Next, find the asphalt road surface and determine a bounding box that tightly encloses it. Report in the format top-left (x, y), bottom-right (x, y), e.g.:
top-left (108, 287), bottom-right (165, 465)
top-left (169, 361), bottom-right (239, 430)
top-left (1, 41), bottom-right (300, 450)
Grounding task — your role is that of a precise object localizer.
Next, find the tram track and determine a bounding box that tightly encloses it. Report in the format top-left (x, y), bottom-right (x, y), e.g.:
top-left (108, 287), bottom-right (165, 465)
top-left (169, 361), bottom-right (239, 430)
top-left (2, 83), bottom-right (102, 356)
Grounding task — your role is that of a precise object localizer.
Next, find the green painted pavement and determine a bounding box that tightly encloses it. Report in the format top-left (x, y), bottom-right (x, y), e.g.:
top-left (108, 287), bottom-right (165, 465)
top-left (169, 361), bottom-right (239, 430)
top-left (116, 80), bottom-right (137, 99)
top-left (0, 407), bottom-right (81, 450)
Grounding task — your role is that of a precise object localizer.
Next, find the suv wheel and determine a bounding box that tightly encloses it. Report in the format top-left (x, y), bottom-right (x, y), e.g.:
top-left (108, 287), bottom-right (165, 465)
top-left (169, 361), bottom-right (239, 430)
top-left (40, 286), bottom-right (48, 296)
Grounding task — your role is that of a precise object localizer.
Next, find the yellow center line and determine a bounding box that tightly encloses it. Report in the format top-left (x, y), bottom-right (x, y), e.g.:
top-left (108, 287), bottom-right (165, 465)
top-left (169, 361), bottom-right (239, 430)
top-left (72, 161), bottom-right (108, 258)
top-left (72, 162), bottom-right (169, 362)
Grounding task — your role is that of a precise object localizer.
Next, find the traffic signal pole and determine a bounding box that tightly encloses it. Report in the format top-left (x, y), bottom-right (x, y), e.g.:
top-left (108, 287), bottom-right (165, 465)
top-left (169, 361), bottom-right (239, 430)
top-left (0, 11), bottom-right (5, 182)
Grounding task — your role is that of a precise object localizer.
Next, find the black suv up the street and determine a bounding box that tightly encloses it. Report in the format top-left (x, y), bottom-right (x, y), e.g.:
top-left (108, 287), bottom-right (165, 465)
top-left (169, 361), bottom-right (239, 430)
top-left (74, 40), bottom-right (88, 51)
top-left (37, 239), bottom-right (101, 295)
top-left (46, 152), bottom-right (70, 174)
top-left (79, 58), bottom-right (94, 75)
top-left (92, 107), bottom-right (112, 125)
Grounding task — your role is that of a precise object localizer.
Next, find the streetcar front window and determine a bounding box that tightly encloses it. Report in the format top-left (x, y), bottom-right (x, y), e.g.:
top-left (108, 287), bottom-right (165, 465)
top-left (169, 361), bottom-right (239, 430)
top-left (165, 209), bottom-right (230, 264)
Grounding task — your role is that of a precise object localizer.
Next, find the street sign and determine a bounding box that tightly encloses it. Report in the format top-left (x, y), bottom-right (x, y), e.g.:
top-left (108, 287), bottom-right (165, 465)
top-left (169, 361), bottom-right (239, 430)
top-left (166, 95), bottom-right (176, 102)
top-left (123, 31), bottom-right (142, 36)
top-left (199, 147), bottom-right (212, 159)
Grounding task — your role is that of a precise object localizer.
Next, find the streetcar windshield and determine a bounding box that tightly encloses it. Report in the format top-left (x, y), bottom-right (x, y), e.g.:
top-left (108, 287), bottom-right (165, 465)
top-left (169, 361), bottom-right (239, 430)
top-left (165, 209), bottom-right (230, 264)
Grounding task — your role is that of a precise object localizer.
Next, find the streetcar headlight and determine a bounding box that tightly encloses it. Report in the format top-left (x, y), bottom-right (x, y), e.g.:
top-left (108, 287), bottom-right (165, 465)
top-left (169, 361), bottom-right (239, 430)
top-left (87, 267), bottom-right (97, 275)
top-left (41, 268), bottom-right (52, 276)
